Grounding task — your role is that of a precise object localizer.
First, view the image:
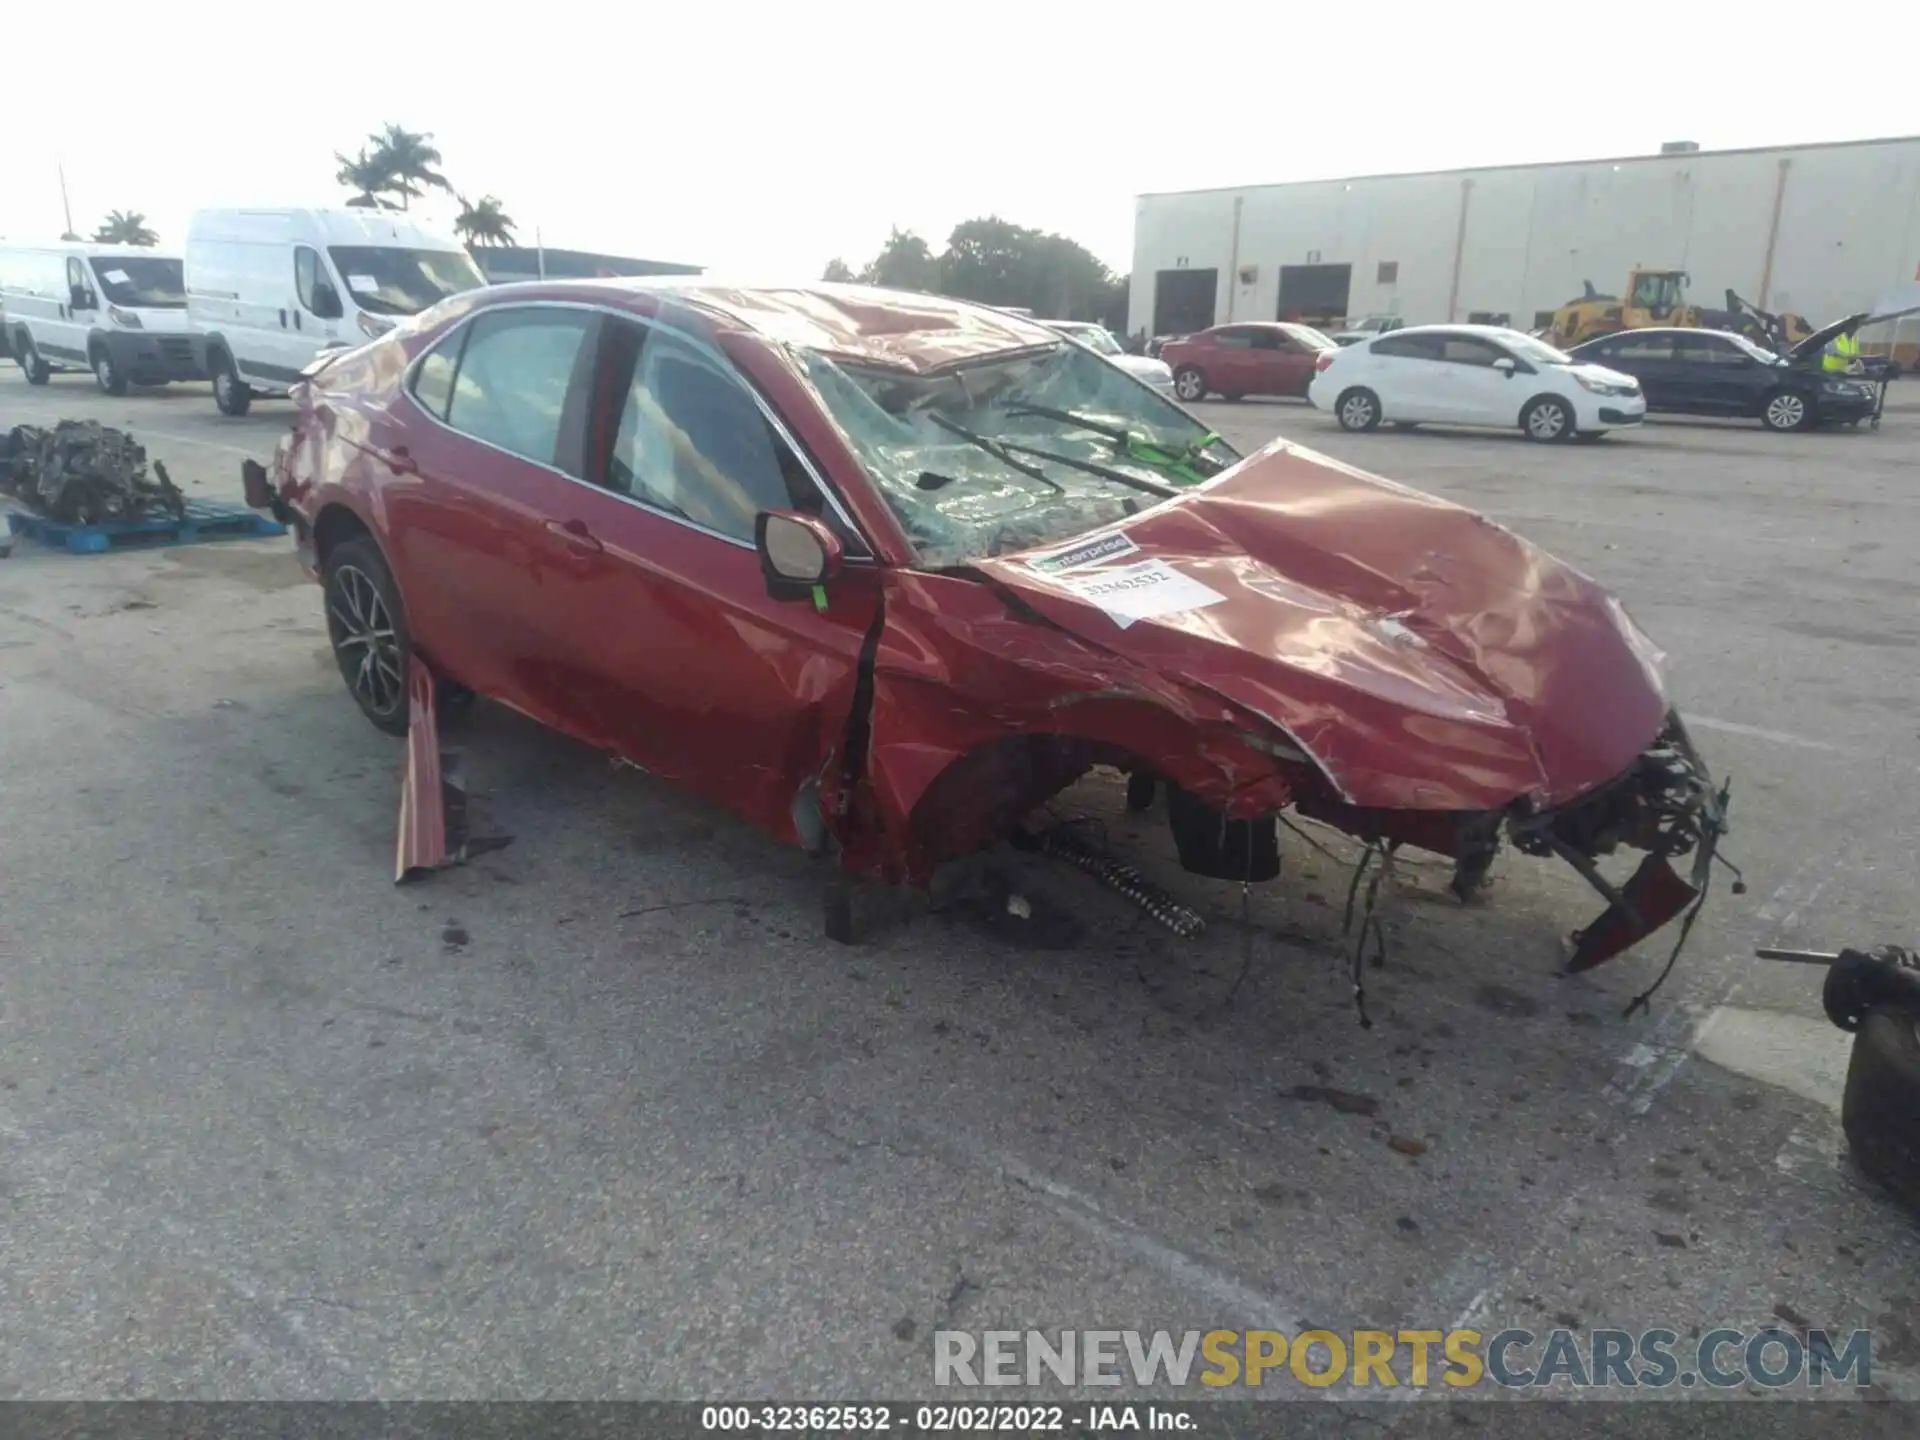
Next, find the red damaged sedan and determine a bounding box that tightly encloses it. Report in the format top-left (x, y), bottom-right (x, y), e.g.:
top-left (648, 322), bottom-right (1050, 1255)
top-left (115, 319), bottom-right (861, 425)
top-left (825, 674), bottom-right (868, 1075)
top-left (246, 279), bottom-right (1729, 988)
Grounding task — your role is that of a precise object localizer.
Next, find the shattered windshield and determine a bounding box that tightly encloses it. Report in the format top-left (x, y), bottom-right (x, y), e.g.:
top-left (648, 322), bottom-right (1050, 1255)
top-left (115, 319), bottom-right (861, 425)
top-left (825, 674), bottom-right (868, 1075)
top-left (795, 340), bottom-right (1240, 568)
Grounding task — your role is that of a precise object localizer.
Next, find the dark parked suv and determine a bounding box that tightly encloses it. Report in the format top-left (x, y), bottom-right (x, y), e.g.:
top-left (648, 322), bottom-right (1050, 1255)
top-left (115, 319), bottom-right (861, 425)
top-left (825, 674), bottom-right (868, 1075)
top-left (1569, 316), bottom-right (1876, 431)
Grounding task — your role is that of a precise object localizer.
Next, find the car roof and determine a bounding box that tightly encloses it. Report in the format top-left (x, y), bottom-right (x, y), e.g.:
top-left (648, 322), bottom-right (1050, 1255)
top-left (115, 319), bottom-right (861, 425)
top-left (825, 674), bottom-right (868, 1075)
top-left (472, 276), bottom-right (1059, 374)
top-left (469, 277), bottom-right (1066, 374)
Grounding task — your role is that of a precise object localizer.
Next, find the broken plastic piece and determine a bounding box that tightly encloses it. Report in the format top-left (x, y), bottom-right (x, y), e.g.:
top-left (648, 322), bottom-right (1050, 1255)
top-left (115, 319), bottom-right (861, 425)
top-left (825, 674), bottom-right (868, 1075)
top-left (396, 656), bottom-right (511, 882)
top-left (1567, 853), bottom-right (1701, 974)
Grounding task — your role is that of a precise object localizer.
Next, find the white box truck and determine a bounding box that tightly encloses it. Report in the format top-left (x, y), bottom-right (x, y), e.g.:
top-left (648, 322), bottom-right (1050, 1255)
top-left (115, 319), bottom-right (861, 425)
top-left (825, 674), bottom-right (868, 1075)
top-left (184, 207), bottom-right (486, 415)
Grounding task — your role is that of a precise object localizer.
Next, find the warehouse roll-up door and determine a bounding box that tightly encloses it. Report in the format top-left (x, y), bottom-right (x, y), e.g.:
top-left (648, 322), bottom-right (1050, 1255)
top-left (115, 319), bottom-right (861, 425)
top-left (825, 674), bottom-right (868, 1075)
top-left (1277, 264), bottom-right (1351, 324)
top-left (1153, 268), bottom-right (1217, 336)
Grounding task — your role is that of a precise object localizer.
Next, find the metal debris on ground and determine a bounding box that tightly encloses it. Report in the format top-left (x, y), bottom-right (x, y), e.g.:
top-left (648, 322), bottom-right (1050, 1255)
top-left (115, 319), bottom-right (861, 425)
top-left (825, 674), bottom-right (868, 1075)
top-left (1014, 821), bottom-right (1205, 938)
top-left (1, 421), bottom-right (186, 527)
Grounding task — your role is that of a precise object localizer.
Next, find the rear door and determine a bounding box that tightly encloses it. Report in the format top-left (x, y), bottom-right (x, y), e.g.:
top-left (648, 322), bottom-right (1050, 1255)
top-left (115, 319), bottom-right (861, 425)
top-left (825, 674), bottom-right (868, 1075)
top-left (380, 302), bottom-right (604, 723)
top-left (1365, 331), bottom-right (1448, 420)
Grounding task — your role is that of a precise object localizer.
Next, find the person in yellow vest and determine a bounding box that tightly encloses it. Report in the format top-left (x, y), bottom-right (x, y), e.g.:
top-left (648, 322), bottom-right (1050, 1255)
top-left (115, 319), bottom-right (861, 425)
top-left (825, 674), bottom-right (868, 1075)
top-left (1823, 329), bottom-right (1863, 374)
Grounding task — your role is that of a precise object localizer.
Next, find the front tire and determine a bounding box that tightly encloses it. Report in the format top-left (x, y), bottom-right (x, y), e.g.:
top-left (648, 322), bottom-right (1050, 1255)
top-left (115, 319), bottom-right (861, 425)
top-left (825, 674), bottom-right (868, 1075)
top-left (1521, 395), bottom-right (1574, 442)
top-left (211, 349), bottom-right (252, 416)
top-left (1761, 388), bottom-right (1809, 432)
top-left (17, 336), bottom-right (50, 385)
top-left (93, 347), bottom-right (128, 396)
top-left (324, 537), bottom-right (412, 737)
top-left (1173, 366), bottom-right (1207, 403)
top-left (1335, 387), bottom-right (1381, 431)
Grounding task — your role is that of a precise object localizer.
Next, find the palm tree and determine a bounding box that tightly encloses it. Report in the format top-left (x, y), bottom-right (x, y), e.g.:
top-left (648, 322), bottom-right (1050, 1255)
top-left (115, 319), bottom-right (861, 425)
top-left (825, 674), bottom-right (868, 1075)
top-left (453, 194), bottom-right (517, 249)
top-left (335, 146), bottom-right (397, 209)
top-left (93, 210), bottom-right (159, 245)
top-left (371, 124), bottom-right (450, 211)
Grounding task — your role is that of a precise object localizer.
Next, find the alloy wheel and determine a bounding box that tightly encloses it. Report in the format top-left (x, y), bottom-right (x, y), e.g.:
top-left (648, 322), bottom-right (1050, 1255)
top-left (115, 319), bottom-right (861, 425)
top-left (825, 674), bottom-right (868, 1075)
top-left (1766, 393), bottom-right (1806, 430)
top-left (327, 565), bottom-right (404, 717)
top-left (1340, 393), bottom-right (1375, 429)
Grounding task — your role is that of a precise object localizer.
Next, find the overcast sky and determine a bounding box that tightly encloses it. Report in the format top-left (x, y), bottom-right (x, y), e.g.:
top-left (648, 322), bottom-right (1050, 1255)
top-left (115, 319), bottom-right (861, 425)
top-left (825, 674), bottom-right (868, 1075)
top-left (2, 2), bottom-right (1911, 276)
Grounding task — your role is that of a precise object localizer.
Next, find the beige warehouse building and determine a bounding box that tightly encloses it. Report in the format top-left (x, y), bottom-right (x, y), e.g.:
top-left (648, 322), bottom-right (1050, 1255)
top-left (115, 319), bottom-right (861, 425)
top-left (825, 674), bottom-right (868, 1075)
top-left (1129, 135), bottom-right (1920, 356)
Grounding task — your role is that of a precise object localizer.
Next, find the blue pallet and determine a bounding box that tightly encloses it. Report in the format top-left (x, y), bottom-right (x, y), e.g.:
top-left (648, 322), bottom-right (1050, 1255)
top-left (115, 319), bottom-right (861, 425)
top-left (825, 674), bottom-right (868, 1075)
top-left (6, 498), bottom-right (287, 555)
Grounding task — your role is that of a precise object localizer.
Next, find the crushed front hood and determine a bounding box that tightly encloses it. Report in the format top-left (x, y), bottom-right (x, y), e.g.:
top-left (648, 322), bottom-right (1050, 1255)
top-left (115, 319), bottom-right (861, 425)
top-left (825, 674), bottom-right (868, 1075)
top-left (976, 439), bottom-right (1670, 812)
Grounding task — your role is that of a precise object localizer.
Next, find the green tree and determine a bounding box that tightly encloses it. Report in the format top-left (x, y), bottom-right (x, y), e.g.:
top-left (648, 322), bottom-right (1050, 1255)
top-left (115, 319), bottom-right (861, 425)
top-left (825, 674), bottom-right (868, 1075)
top-left (371, 123), bottom-right (451, 210)
top-left (839, 216), bottom-right (1124, 323)
top-left (453, 194), bottom-right (518, 248)
top-left (939, 217), bottom-right (1119, 321)
top-left (334, 146), bottom-right (397, 209)
top-left (93, 210), bottom-right (159, 246)
top-left (334, 125), bottom-right (452, 211)
top-left (864, 228), bottom-right (941, 292)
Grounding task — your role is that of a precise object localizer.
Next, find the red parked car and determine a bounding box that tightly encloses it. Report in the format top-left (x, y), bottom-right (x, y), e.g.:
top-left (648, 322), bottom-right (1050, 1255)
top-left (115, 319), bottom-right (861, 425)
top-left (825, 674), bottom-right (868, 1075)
top-left (1160, 322), bottom-right (1338, 403)
top-left (247, 279), bottom-right (1725, 974)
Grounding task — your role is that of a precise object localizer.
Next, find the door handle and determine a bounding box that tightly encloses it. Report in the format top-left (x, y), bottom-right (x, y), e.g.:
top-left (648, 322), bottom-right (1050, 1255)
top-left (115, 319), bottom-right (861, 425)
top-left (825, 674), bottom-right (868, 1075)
top-left (279, 309), bottom-right (288, 328)
top-left (295, 312), bottom-right (303, 330)
top-left (544, 518), bottom-right (603, 554)
top-left (381, 445), bottom-right (419, 476)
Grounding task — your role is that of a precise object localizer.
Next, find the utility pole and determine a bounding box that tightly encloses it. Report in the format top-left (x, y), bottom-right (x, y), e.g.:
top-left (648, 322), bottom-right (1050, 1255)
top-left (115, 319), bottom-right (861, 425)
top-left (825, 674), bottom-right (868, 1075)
top-left (58, 157), bottom-right (76, 238)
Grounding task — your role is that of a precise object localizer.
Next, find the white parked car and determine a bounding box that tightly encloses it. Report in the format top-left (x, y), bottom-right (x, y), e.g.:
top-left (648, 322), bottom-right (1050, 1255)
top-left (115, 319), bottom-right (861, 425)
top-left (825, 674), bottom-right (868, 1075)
top-left (185, 207), bottom-right (486, 415)
top-left (1307, 324), bottom-right (1646, 442)
top-left (1041, 319), bottom-right (1176, 397)
top-left (0, 242), bottom-right (200, 393)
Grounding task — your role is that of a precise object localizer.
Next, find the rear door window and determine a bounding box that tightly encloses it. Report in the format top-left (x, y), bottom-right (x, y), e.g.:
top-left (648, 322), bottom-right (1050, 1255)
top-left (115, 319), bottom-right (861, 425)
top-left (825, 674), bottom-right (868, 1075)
top-left (1436, 335), bottom-right (1506, 366)
top-left (437, 308), bottom-right (596, 472)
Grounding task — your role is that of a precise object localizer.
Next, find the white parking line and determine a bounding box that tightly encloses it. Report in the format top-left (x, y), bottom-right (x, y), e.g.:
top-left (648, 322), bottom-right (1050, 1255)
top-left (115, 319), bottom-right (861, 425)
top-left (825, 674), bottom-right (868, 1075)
top-left (131, 428), bottom-right (267, 461)
top-left (1418, 845), bottom-right (1849, 1363)
top-left (1687, 715), bottom-right (1843, 753)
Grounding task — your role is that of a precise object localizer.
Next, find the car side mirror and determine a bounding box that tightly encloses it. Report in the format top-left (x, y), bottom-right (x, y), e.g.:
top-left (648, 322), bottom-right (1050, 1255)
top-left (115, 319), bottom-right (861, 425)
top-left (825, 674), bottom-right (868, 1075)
top-left (756, 510), bottom-right (844, 603)
top-left (1491, 357), bottom-right (1517, 376)
top-left (70, 284), bottom-right (95, 310)
top-left (312, 281), bottom-right (343, 319)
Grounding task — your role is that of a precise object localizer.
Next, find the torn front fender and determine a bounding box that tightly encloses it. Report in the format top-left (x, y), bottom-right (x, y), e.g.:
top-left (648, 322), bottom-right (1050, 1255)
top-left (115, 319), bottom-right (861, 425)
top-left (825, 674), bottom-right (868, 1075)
top-left (817, 568), bottom-right (1298, 885)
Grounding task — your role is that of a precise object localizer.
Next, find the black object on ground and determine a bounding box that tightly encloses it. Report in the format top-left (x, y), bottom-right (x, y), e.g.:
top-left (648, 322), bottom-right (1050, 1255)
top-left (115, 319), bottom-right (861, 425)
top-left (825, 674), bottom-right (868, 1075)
top-left (1, 421), bottom-right (186, 526)
top-left (1756, 943), bottom-right (1920, 1212)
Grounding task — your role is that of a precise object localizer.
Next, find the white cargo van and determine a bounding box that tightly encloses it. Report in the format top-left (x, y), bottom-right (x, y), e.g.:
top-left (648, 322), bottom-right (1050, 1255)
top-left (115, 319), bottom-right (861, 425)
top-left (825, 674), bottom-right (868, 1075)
top-left (184, 207), bottom-right (486, 415)
top-left (0, 242), bottom-right (201, 394)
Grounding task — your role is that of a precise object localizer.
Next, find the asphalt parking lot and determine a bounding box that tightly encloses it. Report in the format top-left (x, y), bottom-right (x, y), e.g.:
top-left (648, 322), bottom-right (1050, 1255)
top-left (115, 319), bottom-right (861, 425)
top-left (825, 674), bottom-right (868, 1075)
top-left (2, 367), bottom-right (1917, 1410)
